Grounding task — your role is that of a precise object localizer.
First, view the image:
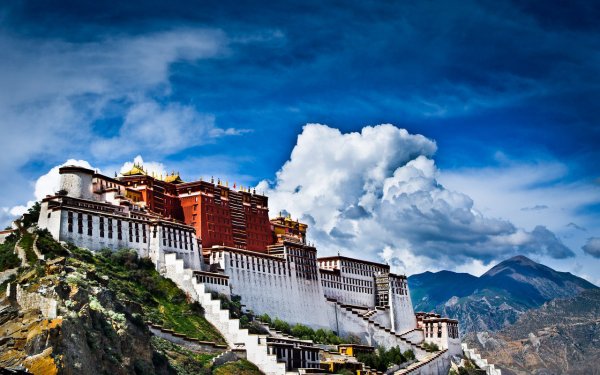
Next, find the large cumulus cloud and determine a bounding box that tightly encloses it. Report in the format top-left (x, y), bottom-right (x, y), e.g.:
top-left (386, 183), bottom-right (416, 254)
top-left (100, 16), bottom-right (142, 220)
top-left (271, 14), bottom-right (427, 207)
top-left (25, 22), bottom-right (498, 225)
top-left (257, 124), bottom-right (574, 274)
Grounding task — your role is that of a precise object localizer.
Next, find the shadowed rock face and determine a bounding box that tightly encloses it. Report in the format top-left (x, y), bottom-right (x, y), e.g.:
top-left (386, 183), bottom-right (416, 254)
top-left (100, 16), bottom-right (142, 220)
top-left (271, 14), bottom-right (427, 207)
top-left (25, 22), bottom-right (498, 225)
top-left (463, 289), bottom-right (600, 375)
top-left (409, 255), bottom-right (598, 334)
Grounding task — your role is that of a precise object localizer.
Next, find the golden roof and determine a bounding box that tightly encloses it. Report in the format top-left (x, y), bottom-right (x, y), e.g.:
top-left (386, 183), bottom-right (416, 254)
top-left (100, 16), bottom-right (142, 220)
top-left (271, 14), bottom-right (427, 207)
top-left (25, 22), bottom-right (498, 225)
top-left (122, 163), bottom-right (147, 176)
top-left (164, 172), bottom-right (184, 184)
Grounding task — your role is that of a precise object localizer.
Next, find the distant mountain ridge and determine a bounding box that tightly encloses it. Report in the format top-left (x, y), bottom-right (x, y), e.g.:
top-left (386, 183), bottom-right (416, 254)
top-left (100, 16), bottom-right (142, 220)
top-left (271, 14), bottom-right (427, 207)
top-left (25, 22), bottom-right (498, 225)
top-left (463, 289), bottom-right (600, 374)
top-left (408, 255), bottom-right (597, 333)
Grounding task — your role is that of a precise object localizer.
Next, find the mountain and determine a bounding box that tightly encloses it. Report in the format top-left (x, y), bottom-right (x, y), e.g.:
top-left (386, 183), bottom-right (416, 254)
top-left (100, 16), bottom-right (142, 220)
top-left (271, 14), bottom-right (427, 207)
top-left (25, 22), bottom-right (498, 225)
top-left (463, 289), bottom-right (600, 375)
top-left (409, 255), bottom-right (597, 333)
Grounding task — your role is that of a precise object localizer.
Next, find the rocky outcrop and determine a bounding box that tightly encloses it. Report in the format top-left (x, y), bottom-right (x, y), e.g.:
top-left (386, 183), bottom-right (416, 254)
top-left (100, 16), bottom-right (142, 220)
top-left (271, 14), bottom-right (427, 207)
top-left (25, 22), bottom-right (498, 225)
top-left (463, 289), bottom-right (600, 375)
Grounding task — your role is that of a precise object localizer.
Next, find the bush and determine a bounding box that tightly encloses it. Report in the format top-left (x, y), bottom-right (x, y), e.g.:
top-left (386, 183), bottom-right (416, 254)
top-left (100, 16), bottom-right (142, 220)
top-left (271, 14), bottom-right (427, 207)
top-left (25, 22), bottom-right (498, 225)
top-left (357, 346), bottom-right (412, 372)
top-left (421, 342), bottom-right (440, 352)
top-left (258, 313), bottom-right (271, 324)
top-left (35, 229), bottom-right (68, 258)
top-left (272, 318), bottom-right (291, 334)
top-left (0, 234), bottom-right (20, 271)
top-left (21, 202), bottom-right (40, 228)
top-left (291, 324), bottom-right (314, 340)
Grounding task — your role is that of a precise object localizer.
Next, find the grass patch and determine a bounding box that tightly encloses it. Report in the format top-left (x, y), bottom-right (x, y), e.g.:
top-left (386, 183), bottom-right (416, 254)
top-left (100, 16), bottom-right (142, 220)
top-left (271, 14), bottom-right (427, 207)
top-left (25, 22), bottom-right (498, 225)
top-left (35, 229), bottom-right (69, 258)
top-left (212, 359), bottom-right (262, 375)
top-left (69, 248), bottom-right (225, 344)
top-left (151, 336), bottom-right (215, 375)
top-left (259, 312), bottom-right (358, 345)
top-left (19, 232), bottom-right (37, 264)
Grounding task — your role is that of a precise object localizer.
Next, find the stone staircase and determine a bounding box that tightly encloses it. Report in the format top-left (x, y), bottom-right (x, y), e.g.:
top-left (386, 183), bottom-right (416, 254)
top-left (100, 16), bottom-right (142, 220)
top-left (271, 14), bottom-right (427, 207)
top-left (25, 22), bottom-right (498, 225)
top-left (32, 235), bottom-right (45, 261)
top-left (334, 301), bottom-right (428, 359)
top-left (361, 309), bottom-right (377, 318)
top-left (163, 253), bottom-right (295, 375)
top-left (14, 236), bottom-right (28, 267)
top-left (393, 349), bottom-right (449, 375)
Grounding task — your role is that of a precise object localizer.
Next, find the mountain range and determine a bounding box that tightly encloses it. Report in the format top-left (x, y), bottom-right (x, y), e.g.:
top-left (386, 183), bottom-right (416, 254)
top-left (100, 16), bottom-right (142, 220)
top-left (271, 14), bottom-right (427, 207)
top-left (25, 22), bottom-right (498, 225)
top-left (408, 255), bottom-right (598, 334)
top-left (463, 288), bottom-right (600, 374)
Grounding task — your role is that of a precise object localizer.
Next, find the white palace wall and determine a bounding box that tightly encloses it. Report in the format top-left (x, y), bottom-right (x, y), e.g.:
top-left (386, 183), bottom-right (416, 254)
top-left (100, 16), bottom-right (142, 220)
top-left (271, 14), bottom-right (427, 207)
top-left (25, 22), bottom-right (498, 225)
top-left (211, 249), bottom-right (331, 329)
top-left (389, 275), bottom-right (417, 333)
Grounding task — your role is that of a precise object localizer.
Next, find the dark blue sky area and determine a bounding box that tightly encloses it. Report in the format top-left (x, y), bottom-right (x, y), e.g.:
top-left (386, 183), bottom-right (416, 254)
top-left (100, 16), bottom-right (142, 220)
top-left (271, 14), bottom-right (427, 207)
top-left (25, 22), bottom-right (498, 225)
top-left (3, 0), bottom-right (600, 182)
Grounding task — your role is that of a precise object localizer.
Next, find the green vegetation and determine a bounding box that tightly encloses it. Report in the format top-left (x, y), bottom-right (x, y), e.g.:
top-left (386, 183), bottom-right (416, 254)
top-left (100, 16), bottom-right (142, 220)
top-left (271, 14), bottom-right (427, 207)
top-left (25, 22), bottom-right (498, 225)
top-left (212, 359), bottom-right (262, 375)
top-left (0, 232), bottom-right (20, 271)
top-left (356, 346), bottom-right (415, 372)
top-left (258, 313), bottom-right (272, 324)
top-left (262, 314), bottom-right (357, 345)
top-left (68, 247), bottom-right (225, 344)
top-left (35, 229), bottom-right (69, 258)
top-left (421, 342), bottom-right (440, 352)
top-left (19, 231), bottom-right (37, 264)
top-left (20, 202), bottom-right (40, 228)
top-left (151, 336), bottom-right (216, 375)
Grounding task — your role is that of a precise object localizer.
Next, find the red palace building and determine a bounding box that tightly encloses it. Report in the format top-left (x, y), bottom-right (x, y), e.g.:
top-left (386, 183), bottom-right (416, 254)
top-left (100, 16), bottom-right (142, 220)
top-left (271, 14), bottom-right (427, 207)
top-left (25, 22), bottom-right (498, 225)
top-left (119, 164), bottom-right (273, 252)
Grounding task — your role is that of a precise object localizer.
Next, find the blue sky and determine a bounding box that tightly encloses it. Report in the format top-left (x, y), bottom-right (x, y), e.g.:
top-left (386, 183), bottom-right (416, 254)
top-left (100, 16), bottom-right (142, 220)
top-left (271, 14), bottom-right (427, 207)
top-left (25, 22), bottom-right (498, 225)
top-left (1, 1), bottom-right (599, 282)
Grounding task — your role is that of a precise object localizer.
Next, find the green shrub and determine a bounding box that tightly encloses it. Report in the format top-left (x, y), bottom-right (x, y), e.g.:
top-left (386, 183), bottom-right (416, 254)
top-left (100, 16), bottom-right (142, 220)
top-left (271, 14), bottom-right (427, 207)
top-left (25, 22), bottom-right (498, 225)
top-left (21, 202), bottom-right (40, 228)
top-left (35, 229), bottom-right (68, 258)
top-left (357, 346), bottom-right (412, 372)
top-left (0, 234), bottom-right (20, 271)
top-left (272, 318), bottom-right (291, 334)
top-left (259, 313), bottom-right (271, 324)
top-left (421, 342), bottom-right (440, 352)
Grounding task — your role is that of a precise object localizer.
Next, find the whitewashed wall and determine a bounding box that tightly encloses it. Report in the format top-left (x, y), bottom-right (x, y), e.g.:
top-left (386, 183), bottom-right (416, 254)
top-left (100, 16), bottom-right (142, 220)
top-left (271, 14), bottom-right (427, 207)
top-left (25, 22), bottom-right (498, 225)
top-left (213, 250), bottom-right (331, 329)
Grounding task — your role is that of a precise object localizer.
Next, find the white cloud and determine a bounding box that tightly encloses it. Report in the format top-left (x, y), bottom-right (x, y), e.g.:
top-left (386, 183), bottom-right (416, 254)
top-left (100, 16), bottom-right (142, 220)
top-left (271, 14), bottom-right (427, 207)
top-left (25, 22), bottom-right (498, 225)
top-left (438, 161), bottom-right (600, 233)
top-left (0, 27), bottom-right (250, 212)
top-left (91, 100), bottom-right (242, 159)
top-left (258, 124), bottom-right (576, 275)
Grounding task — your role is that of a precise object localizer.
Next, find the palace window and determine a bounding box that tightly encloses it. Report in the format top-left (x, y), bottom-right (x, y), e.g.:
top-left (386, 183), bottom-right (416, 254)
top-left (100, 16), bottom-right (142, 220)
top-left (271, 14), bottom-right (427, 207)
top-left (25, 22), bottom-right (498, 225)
top-left (77, 213), bottom-right (83, 234)
top-left (99, 217), bottom-right (104, 238)
top-left (87, 215), bottom-right (93, 236)
top-left (117, 220), bottom-right (122, 240)
top-left (67, 211), bottom-right (73, 232)
top-left (108, 218), bottom-right (113, 239)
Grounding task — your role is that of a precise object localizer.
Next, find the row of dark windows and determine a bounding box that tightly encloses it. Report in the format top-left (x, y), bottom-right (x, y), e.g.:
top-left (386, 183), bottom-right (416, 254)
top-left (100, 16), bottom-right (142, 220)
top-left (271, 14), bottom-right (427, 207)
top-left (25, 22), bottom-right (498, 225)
top-left (66, 211), bottom-right (192, 250)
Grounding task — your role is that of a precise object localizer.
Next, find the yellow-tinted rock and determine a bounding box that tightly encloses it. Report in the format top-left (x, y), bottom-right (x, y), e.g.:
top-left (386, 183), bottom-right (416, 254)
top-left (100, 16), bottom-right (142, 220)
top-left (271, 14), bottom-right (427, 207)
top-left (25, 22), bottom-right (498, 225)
top-left (22, 347), bottom-right (58, 375)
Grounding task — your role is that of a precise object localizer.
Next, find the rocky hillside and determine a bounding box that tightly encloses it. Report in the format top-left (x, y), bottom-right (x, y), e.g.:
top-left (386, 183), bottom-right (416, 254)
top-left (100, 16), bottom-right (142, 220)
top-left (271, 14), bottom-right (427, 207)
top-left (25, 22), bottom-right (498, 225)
top-left (0, 227), bottom-right (259, 375)
top-left (409, 255), bottom-right (597, 333)
top-left (463, 289), bottom-right (600, 375)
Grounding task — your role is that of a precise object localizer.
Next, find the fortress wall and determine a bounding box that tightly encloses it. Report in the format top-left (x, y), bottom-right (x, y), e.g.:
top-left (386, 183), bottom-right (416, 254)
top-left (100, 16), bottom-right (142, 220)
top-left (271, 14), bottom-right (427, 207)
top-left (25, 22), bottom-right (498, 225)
top-left (401, 350), bottom-right (451, 375)
top-left (39, 205), bottom-right (200, 271)
top-left (330, 302), bottom-right (421, 355)
top-left (371, 308), bottom-right (392, 329)
top-left (390, 276), bottom-right (417, 333)
top-left (217, 250), bottom-right (330, 328)
top-left (321, 275), bottom-right (375, 307)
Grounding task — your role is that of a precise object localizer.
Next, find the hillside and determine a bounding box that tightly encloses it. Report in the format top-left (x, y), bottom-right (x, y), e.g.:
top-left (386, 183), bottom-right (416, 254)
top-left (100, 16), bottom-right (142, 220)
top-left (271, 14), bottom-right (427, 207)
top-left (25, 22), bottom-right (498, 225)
top-left (0, 228), bottom-right (259, 375)
top-left (409, 255), bottom-right (597, 333)
top-left (463, 289), bottom-right (600, 375)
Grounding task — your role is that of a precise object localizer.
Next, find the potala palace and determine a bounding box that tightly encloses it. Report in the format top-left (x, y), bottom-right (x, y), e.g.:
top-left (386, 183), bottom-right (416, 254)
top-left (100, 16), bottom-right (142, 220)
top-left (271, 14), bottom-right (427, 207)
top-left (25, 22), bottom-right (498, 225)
top-left (37, 164), bottom-right (465, 375)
